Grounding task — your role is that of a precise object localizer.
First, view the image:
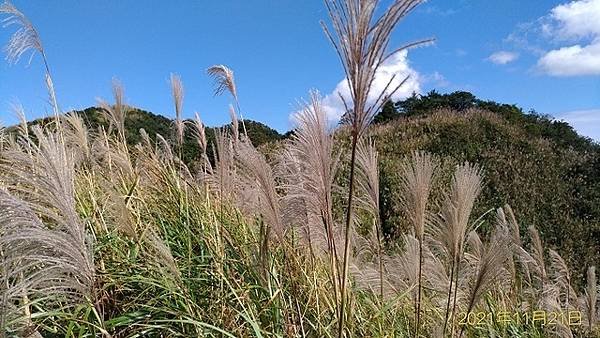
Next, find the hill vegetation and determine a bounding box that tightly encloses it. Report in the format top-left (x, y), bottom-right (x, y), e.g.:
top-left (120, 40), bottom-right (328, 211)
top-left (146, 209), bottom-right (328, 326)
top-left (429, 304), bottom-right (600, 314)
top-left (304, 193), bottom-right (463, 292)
top-left (15, 106), bottom-right (283, 168)
top-left (20, 90), bottom-right (596, 286)
top-left (4, 89), bottom-right (598, 337)
top-left (369, 91), bottom-right (600, 284)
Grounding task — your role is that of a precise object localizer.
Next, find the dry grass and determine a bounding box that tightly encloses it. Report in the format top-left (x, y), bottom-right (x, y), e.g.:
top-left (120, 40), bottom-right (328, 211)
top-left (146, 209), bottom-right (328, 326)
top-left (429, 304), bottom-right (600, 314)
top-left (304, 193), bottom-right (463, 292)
top-left (0, 1), bottom-right (598, 337)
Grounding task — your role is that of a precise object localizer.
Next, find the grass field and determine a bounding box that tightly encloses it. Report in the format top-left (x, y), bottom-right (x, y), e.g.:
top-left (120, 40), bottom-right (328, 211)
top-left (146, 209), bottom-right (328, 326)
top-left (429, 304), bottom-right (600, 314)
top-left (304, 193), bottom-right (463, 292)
top-left (0, 0), bottom-right (598, 337)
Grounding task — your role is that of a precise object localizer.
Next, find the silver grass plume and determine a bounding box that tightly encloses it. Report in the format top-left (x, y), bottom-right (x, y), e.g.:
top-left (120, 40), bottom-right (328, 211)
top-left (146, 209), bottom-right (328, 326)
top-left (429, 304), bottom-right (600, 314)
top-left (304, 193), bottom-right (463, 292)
top-left (170, 73), bottom-right (185, 147)
top-left (355, 137), bottom-right (386, 301)
top-left (549, 249), bottom-right (575, 309)
top-left (192, 112), bottom-right (207, 156)
top-left (321, 0), bottom-right (431, 138)
top-left (276, 148), bottom-right (326, 257)
top-left (207, 64), bottom-right (237, 100)
top-left (355, 138), bottom-right (380, 219)
top-left (286, 90), bottom-right (341, 301)
top-left (234, 139), bottom-right (283, 276)
top-left (459, 227), bottom-right (511, 337)
top-left (0, 1), bottom-right (60, 117)
top-left (432, 162), bottom-right (483, 335)
top-left (0, 122), bottom-right (5, 151)
top-left (191, 112), bottom-right (211, 175)
top-left (235, 139), bottom-right (283, 237)
top-left (466, 228), bottom-right (511, 310)
top-left (287, 91), bottom-right (340, 249)
top-left (210, 128), bottom-right (235, 200)
top-left (516, 226), bottom-right (557, 312)
top-left (156, 133), bottom-right (174, 163)
top-left (399, 151), bottom-right (437, 240)
top-left (0, 1), bottom-right (42, 64)
top-left (397, 151), bottom-right (437, 337)
top-left (63, 112), bottom-right (91, 165)
top-left (528, 225), bottom-right (547, 288)
top-left (10, 101), bottom-right (28, 138)
top-left (385, 234), bottom-right (420, 300)
top-left (432, 163), bottom-right (483, 262)
top-left (495, 205), bottom-right (522, 302)
top-left (229, 104), bottom-right (239, 142)
top-left (321, 2), bottom-right (430, 333)
top-left (45, 72), bottom-right (59, 117)
top-left (98, 79), bottom-right (129, 142)
top-left (0, 127), bottom-right (95, 331)
top-left (92, 125), bottom-right (134, 180)
top-left (503, 204), bottom-right (522, 247)
top-left (207, 64), bottom-right (248, 136)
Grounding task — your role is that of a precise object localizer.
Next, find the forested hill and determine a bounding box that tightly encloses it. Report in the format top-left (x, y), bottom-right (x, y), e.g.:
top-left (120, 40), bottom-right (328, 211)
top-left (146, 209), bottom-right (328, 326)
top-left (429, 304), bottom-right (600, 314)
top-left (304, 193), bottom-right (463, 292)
top-left (18, 106), bottom-right (284, 167)
top-left (368, 91), bottom-right (600, 283)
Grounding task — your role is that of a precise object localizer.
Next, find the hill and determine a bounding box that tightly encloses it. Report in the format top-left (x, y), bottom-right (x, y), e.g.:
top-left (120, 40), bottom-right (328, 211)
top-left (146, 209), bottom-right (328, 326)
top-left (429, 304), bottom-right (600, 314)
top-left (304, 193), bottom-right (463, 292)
top-left (367, 91), bottom-right (600, 283)
top-left (13, 94), bottom-right (600, 282)
top-left (16, 106), bottom-right (283, 167)
top-left (3, 92), bottom-right (599, 336)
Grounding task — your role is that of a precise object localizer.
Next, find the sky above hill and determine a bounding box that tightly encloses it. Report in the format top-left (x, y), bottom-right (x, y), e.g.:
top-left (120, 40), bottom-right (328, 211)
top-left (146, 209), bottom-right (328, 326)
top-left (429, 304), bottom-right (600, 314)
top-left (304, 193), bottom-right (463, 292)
top-left (0, 0), bottom-right (599, 140)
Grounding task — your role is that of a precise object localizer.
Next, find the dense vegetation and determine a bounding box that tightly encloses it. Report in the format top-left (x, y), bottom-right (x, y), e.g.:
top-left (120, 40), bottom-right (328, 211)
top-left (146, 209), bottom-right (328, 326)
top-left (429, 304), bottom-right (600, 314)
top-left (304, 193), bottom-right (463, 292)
top-left (1, 0), bottom-right (599, 337)
top-left (18, 106), bottom-right (283, 168)
top-left (370, 91), bottom-right (600, 284)
top-left (4, 90), bottom-right (599, 338)
top-left (34, 90), bottom-right (597, 286)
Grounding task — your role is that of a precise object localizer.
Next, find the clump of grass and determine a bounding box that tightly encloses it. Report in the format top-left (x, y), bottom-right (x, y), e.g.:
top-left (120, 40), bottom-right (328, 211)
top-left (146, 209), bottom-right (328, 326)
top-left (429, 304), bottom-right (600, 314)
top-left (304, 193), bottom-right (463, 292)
top-left (320, 0), bottom-right (432, 334)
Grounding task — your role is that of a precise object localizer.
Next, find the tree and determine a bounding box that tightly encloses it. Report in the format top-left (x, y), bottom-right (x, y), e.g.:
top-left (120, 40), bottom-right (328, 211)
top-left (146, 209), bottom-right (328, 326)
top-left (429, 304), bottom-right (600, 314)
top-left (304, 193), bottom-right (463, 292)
top-left (373, 100), bottom-right (400, 124)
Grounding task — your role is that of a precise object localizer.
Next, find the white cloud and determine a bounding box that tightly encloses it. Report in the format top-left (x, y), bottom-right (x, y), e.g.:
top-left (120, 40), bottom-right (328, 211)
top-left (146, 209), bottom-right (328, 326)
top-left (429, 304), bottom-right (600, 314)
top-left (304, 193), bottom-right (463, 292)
top-left (550, 0), bottom-right (600, 40)
top-left (556, 108), bottom-right (600, 140)
top-left (487, 51), bottom-right (519, 65)
top-left (321, 50), bottom-right (421, 121)
top-left (421, 71), bottom-right (450, 88)
top-left (536, 0), bottom-right (600, 76)
top-left (537, 42), bottom-right (600, 76)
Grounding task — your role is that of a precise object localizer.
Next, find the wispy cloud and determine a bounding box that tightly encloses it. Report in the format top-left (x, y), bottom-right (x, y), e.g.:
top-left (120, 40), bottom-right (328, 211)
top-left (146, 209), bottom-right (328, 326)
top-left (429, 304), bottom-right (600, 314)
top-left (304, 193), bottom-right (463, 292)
top-left (507, 0), bottom-right (600, 76)
top-left (419, 5), bottom-right (458, 17)
top-left (487, 51), bottom-right (519, 65)
top-left (320, 50), bottom-right (421, 121)
top-left (423, 71), bottom-right (450, 88)
top-left (556, 108), bottom-right (600, 140)
top-left (455, 48), bottom-right (468, 57)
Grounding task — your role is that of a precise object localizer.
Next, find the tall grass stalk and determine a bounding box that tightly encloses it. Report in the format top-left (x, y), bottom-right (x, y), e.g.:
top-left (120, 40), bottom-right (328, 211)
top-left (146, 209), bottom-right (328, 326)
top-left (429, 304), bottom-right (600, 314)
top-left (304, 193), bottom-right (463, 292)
top-left (355, 138), bottom-right (383, 302)
top-left (432, 163), bottom-right (482, 336)
top-left (207, 64), bottom-right (248, 137)
top-left (321, 1), bottom-right (429, 335)
top-left (397, 151), bottom-right (436, 336)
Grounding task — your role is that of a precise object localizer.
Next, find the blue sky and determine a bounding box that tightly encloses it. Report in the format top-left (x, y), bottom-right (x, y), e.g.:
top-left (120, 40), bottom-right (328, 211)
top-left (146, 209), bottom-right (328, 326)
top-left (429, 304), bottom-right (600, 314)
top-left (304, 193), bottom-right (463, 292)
top-left (0, 0), bottom-right (599, 140)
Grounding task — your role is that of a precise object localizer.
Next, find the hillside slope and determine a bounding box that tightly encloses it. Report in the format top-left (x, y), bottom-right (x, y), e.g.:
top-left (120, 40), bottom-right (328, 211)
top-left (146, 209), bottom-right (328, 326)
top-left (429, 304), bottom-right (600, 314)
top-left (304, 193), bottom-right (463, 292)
top-left (367, 97), bottom-right (599, 283)
top-left (19, 106), bottom-right (283, 167)
top-left (15, 95), bottom-right (599, 282)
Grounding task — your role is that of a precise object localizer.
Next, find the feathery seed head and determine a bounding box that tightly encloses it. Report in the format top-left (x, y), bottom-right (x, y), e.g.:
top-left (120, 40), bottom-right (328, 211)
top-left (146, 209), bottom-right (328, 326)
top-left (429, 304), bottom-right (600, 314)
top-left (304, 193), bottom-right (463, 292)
top-left (207, 64), bottom-right (238, 101)
top-left (398, 151), bottom-right (437, 239)
top-left (0, 1), bottom-right (43, 65)
top-left (192, 112), bottom-right (207, 154)
top-left (355, 137), bottom-right (380, 221)
top-left (322, 0), bottom-right (429, 137)
top-left (98, 78), bottom-right (129, 140)
top-left (170, 73), bottom-right (185, 145)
